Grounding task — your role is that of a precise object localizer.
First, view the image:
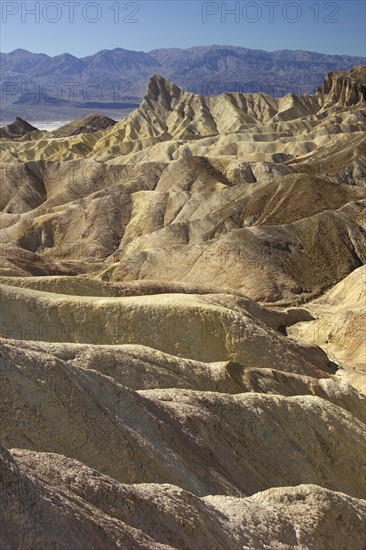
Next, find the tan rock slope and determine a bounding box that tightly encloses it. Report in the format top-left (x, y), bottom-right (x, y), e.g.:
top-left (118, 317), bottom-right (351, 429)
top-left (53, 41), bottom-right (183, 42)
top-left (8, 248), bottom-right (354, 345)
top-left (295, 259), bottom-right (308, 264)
top-left (0, 66), bottom-right (365, 548)
top-left (318, 65), bottom-right (366, 107)
top-left (1, 339), bottom-right (365, 494)
top-left (288, 265), bottom-right (366, 392)
top-left (1, 444), bottom-right (366, 550)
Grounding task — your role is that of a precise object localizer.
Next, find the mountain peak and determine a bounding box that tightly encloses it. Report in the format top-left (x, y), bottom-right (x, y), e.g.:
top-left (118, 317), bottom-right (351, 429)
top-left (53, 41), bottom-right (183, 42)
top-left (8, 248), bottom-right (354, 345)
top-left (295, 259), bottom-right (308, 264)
top-left (8, 48), bottom-right (49, 58)
top-left (145, 74), bottom-right (182, 101)
top-left (10, 48), bottom-right (32, 55)
top-left (0, 117), bottom-right (38, 139)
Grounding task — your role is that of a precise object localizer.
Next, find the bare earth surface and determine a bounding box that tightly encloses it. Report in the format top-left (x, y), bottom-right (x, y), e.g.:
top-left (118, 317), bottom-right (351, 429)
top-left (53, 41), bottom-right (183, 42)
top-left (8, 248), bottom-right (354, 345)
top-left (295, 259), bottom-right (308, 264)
top-left (0, 66), bottom-right (365, 549)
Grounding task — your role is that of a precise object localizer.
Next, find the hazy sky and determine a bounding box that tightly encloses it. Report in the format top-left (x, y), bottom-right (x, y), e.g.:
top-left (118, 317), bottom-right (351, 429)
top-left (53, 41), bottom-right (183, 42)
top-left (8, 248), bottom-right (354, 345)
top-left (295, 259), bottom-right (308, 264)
top-left (1, 0), bottom-right (365, 57)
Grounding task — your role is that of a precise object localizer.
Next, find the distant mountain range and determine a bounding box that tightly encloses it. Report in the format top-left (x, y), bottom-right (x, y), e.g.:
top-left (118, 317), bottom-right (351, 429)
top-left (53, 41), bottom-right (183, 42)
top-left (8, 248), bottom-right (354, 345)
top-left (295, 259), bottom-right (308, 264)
top-left (1, 45), bottom-right (364, 121)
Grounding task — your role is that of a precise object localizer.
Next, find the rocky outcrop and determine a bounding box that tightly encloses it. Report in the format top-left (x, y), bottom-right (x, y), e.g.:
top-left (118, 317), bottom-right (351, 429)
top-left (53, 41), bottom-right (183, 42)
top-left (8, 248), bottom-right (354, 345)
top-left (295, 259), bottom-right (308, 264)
top-left (318, 65), bottom-right (366, 107)
top-left (0, 117), bottom-right (38, 139)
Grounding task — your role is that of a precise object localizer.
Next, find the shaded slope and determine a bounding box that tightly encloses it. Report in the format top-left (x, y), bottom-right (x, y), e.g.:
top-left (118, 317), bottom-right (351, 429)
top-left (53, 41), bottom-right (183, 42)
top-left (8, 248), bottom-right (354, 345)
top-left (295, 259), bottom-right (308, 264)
top-left (2, 444), bottom-right (365, 550)
top-left (0, 339), bottom-right (365, 499)
top-left (0, 117), bottom-right (38, 139)
top-left (52, 113), bottom-right (117, 138)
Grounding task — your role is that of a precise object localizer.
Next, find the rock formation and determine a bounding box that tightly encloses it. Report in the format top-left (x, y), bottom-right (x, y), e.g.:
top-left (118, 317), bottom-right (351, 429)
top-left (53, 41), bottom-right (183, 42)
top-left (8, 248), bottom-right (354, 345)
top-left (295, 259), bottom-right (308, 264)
top-left (0, 66), bottom-right (365, 548)
top-left (318, 65), bottom-right (366, 107)
top-left (0, 117), bottom-right (38, 139)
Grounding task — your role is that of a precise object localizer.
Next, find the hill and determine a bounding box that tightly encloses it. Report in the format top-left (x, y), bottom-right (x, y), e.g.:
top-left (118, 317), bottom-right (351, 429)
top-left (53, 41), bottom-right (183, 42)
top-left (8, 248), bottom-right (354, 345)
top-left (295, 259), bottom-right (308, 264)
top-left (0, 66), bottom-right (365, 548)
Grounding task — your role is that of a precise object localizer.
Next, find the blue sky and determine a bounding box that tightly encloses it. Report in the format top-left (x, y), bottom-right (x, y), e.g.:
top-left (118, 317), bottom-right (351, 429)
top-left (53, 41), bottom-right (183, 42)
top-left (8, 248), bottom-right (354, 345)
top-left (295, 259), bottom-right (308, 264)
top-left (1, 1), bottom-right (365, 57)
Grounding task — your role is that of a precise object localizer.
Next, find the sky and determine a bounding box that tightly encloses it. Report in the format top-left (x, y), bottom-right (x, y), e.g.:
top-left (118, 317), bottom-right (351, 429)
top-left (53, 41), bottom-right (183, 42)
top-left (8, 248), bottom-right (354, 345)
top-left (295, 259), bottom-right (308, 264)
top-left (0, 0), bottom-right (365, 58)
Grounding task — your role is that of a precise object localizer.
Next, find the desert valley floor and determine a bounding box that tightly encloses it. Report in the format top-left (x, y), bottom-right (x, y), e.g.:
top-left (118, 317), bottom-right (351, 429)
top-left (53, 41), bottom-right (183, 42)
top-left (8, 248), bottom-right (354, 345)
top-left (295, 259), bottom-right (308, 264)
top-left (0, 66), bottom-right (366, 549)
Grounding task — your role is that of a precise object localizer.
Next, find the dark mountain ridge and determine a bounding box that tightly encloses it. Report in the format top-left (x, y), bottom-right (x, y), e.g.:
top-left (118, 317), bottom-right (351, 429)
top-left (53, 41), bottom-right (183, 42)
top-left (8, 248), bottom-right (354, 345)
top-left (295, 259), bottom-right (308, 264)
top-left (2, 45), bottom-right (364, 94)
top-left (1, 45), bottom-right (364, 121)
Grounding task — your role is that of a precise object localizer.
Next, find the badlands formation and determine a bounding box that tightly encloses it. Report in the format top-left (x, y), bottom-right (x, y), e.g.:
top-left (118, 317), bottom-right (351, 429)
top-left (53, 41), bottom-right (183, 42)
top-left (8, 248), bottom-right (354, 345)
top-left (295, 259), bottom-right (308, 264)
top-left (0, 66), bottom-right (366, 549)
